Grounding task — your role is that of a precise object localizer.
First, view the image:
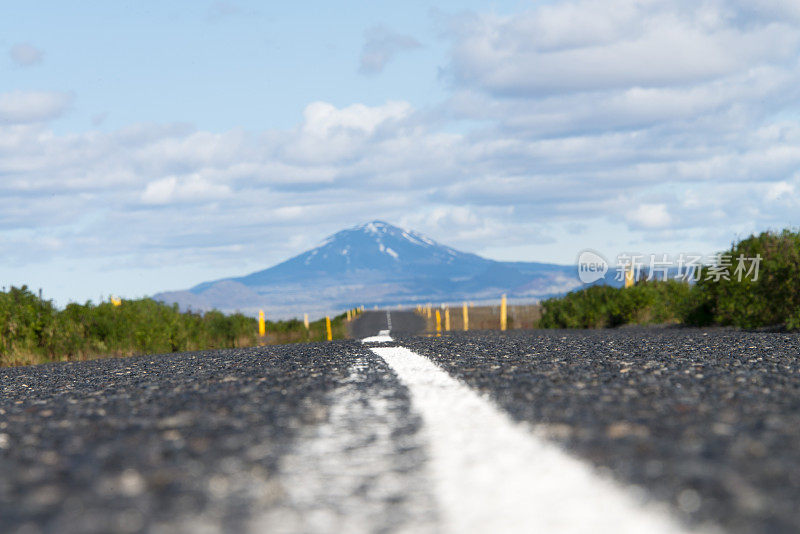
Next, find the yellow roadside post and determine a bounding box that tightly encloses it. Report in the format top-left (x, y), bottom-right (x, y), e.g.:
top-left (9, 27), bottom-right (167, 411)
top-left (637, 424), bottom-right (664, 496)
top-left (303, 313), bottom-right (310, 330)
top-left (500, 294), bottom-right (508, 331)
top-left (624, 264), bottom-right (635, 288)
top-left (426, 304), bottom-right (432, 319)
top-left (444, 306), bottom-right (450, 331)
top-left (435, 309), bottom-right (442, 336)
top-left (325, 316), bottom-right (332, 341)
top-left (346, 309), bottom-right (352, 321)
top-left (463, 302), bottom-right (469, 331)
top-left (258, 310), bottom-right (266, 337)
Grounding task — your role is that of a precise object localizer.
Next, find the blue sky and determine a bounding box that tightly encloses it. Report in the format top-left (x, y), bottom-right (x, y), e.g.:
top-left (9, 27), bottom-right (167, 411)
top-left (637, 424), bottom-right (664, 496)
top-left (2, 0), bottom-right (504, 133)
top-left (2, 0), bottom-right (800, 305)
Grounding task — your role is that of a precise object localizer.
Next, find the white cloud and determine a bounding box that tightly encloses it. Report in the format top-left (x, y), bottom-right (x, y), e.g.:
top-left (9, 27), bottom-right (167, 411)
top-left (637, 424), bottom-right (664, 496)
top-left (765, 180), bottom-right (796, 203)
top-left (359, 25), bottom-right (421, 74)
top-left (446, 1), bottom-right (800, 96)
top-left (301, 100), bottom-right (411, 136)
top-left (283, 100), bottom-right (414, 163)
top-left (626, 204), bottom-right (673, 229)
top-left (0, 91), bottom-right (73, 124)
top-left (141, 174), bottom-right (232, 205)
top-left (9, 43), bottom-right (43, 66)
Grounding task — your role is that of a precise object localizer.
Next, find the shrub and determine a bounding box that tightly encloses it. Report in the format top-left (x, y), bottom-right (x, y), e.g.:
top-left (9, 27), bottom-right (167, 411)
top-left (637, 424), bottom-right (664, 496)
top-left (538, 280), bottom-right (692, 329)
top-left (540, 228), bottom-right (800, 331)
top-left (688, 229), bottom-right (800, 328)
top-left (0, 287), bottom-right (347, 366)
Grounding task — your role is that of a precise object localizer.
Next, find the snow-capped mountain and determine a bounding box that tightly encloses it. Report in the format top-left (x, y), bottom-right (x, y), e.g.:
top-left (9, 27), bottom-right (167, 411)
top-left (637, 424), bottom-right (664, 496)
top-left (154, 221), bottom-right (589, 318)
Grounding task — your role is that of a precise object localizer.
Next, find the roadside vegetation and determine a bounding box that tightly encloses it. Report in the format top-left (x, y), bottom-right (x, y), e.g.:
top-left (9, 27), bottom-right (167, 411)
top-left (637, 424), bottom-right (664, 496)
top-left (538, 281), bottom-right (693, 329)
top-left (539, 229), bottom-right (800, 330)
top-left (0, 287), bottom-right (346, 367)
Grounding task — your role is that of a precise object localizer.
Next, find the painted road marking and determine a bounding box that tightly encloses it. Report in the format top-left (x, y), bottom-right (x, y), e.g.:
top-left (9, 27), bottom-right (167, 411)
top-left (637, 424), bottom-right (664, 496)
top-left (371, 345), bottom-right (713, 534)
top-left (251, 357), bottom-right (437, 533)
top-left (361, 332), bottom-right (393, 343)
top-left (386, 311), bottom-right (393, 331)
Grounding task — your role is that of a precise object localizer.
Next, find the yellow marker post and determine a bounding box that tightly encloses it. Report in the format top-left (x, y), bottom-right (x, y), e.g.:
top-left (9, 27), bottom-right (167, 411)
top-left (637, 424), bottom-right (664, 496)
top-left (346, 309), bottom-right (352, 321)
top-left (258, 310), bottom-right (266, 337)
top-left (426, 305), bottom-right (432, 319)
top-left (500, 294), bottom-right (507, 331)
top-left (303, 313), bottom-right (310, 330)
top-left (444, 307), bottom-right (450, 331)
top-left (435, 309), bottom-right (442, 336)
top-left (463, 302), bottom-right (469, 331)
top-left (624, 264), bottom-right (635, 288)
top-left (325, 316), bottom-right (332, 341)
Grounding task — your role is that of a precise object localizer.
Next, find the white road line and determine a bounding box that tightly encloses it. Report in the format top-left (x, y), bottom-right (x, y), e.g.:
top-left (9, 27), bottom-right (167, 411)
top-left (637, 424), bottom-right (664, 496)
top-left (386, 311), bottom-right (393, 331)
top-left (371, 345), bottom-right (713, 534)
top-left (251, 357), bottom-right (437, 534)
top-left (361, 333), bottom-right (393, 343)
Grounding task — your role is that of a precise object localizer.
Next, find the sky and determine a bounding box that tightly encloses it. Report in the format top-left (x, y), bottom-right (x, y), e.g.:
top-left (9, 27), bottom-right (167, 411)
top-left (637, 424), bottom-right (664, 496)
top-left (2, 0), bottom-right (800, 305)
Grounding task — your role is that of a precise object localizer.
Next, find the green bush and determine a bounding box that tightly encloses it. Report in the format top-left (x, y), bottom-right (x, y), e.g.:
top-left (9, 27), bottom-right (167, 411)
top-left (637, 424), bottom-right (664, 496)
top-left (0, 286), bottom-right (58, 356)
top-left (687, 229), bottom-right (800, 328)
top-left (539, 228), bottom-right (800, 331)
top-left (538, 280), bottom-right (692, 329)
top-left (0, 287), bottom-right (349, 366)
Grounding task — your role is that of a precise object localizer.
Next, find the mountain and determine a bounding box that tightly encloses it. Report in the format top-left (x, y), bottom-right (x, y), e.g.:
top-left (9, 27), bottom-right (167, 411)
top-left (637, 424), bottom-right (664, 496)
top-left (154, 221), bottom-right (595, 318)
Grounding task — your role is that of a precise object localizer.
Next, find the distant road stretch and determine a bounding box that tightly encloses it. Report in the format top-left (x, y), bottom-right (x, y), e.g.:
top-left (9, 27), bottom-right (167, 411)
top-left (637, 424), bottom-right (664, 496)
top-left (1, 311), bottom-right (799, 533)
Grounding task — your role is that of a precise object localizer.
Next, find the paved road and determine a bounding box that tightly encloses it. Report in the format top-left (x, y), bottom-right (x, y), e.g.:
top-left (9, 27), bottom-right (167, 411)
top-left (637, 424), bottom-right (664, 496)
top-left (397, 327), bottom-right (800, 533)
top-left (1, 314), bottom-right (799, 533)
top-left (348, 310), bottom-right (425, 338)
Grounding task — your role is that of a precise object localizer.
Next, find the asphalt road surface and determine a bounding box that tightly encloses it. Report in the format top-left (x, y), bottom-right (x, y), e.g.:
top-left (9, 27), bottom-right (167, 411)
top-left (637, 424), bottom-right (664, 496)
top-left (1, 311), bottom-right (799, 533)
top-left (348, 310), bottom-right (426, 339)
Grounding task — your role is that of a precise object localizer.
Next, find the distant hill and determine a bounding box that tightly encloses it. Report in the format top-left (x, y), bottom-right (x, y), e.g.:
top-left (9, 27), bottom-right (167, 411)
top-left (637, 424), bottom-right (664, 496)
top-left (154, 221), bottom-right (604, 318)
